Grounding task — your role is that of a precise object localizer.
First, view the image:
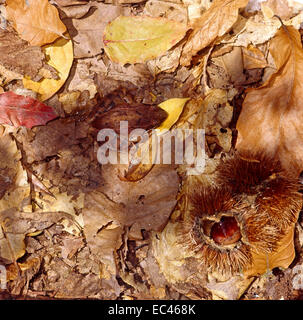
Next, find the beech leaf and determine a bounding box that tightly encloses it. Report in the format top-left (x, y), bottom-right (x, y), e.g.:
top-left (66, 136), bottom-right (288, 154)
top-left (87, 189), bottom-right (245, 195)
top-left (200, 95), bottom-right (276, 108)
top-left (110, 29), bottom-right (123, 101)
top-left (103, 16), bottom-right (187, 64)
top-left (236, 26), bottom-right (303, 175)
top-left (180, 0), bottom-right (248, 66)
top-left (6, 0), bottom-right (66, 46)
top-left (0, 92), bottom-right (57, 128)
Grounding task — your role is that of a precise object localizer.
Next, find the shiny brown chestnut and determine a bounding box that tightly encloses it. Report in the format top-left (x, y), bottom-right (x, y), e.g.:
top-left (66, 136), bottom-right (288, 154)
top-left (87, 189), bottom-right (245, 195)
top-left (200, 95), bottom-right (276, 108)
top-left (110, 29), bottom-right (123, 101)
top-left (210, 216), bottom-right (241, 245)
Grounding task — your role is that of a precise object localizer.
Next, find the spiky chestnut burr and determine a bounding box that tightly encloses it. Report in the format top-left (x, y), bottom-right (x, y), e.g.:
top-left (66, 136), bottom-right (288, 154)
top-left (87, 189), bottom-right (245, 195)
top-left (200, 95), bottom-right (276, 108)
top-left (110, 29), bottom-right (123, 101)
top-left (152, 152), bottom-right (303, 288)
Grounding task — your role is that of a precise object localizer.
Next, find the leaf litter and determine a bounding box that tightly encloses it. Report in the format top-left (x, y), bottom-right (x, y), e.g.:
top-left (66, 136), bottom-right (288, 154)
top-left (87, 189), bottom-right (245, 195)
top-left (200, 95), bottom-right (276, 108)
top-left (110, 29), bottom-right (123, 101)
top-left (0, 0), bottom-right (303, 301)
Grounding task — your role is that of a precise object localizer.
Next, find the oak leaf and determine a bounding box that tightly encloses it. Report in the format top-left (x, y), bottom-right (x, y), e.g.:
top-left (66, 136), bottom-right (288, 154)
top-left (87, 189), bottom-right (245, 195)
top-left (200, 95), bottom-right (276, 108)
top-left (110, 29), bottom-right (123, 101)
top-left (0, 92), bottom-right (57, 128)
top-left (180, 0), bottom-right (248, 66)
top-left (6, 0), bottom-right (66, 46)
top-left (236, 26), bottom-right (303, 175)
top-left (103, 16), bottom-right (187, 64)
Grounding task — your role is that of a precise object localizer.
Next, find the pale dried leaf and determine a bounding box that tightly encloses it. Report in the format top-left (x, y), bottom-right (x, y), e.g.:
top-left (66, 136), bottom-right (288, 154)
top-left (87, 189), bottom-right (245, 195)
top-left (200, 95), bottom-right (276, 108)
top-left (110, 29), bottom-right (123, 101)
top-left (236, 26), bottom-right (303, 174)
top-left (180, 0), bottom-right (249, 66)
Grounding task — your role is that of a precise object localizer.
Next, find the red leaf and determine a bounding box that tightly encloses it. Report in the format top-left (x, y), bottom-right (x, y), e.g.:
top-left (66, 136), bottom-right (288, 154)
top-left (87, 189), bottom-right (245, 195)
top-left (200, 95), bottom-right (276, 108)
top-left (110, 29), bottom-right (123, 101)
top-left (0, 92), bottom-right (57, 128)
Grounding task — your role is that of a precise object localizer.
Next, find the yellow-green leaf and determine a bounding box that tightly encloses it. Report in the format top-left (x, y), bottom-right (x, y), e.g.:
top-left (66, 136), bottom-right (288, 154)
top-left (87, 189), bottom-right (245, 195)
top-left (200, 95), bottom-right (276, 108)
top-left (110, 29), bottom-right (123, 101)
top-left (23, 37), bottom-right (73, 101)
top-left (157, 98), bottom-right (190, 132)
top-left (103, 16), bottom-right (187, 64)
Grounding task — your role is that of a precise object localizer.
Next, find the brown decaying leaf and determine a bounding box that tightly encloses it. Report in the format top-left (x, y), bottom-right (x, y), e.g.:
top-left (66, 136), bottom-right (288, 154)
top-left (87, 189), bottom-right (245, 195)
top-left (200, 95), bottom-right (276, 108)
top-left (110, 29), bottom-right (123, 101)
top-left (245, 224), bottom-right (297, 277)
top-left (0, 28), bottom-right (45, 79)
top-left (236, 26), bottom-right (303, 175)
top-left (6, 0), bottom-right (66, 46)
top-left (92, 103), bottom-right (167, 134)
top-left (180, 0), bottom-right (248, 66)
top-left (62, 3), bottom-right (130, 58)
top-left (83, 164), bottom-right (178, 280)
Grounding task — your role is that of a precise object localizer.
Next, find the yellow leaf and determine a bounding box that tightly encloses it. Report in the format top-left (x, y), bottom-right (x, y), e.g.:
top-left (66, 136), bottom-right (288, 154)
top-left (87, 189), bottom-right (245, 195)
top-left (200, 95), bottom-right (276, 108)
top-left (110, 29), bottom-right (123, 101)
top-left (6, 0), bottom-right (66, 46)
top-left (103, 16), bottom-right (187, 64)
top-left (23, 37), bottom-right (73, 101)
top-left (180, 0), bottom-right (249, 66)
top-left (157, 98), bottom-right (190, 132)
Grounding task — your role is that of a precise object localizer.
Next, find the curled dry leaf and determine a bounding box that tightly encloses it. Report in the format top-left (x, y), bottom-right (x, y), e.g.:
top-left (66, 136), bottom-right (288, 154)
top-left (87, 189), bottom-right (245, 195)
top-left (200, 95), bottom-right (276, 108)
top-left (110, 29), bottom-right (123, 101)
top-left (157, 98), bottom-right (190, 132)
top-left (236, 26), bottom-right (303, 175)
top-left (23, 38), bottom-right (73, 101)
top-left (180, 0), bottom-right (248, 66)
top-left (6, 0), bottom-right (66, 46)
top-left (103, 16), bottom-right (188, 64)
top-left (0, 92), bottom-right (57, 128)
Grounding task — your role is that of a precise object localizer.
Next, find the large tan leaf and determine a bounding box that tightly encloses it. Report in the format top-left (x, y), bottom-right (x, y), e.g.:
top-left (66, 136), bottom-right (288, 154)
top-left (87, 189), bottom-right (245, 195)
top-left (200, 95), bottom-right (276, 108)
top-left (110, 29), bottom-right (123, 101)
top-left (103, 16), bottom-right (187, 64)
top-left (6, 0), bottom-right (66, 46)
top-left (180, 0), bottom-right (248, 66)
top-left (244, 224), bottom-right (297, 277)
top-left (236, 26), bottom-right (303, 175)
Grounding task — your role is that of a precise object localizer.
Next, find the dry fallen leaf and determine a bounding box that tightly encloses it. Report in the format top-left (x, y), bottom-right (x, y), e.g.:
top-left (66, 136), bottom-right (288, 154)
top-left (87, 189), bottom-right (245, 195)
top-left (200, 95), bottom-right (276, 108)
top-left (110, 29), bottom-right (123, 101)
top-left (92, 102), bottom-right (168, 134)
top-left (245, 224), bottom-right (298, 277)
top-left (0, 126), bottom-right (31, 214)
top-left (82, 164), bottom-right (179, 282)
top-left (103, 16), bottom-right (188, 64)
top-left (62, 2), bottom-right (131, 58)
top-left (0, 28), bottom-right (45, 80)
top-left (261, 0), bottom-right (293, 20)
top-left (236, 26), bottom-right (303, 175)
top-left (23, 37), bottom-right (73, 101)
top-left (180, 0), bottom-right (249, 66)
top-left (6, 0), bottom-right (66, 46)
top-left (0, 92), bottom-right (57, 128)
top-left (242, 45), bottom-right (268, 69)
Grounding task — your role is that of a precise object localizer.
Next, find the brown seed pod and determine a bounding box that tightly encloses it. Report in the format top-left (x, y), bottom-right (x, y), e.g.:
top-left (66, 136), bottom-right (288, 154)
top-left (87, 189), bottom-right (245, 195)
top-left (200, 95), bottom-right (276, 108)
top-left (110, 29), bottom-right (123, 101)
top-left (152, 152), bottom-right (303, 288)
